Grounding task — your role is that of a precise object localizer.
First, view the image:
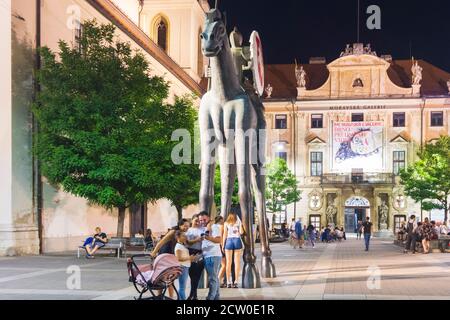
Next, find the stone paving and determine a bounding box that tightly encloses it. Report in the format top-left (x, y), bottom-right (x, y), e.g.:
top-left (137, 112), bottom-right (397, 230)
top-left (0, 237), bottom-right (449, 300)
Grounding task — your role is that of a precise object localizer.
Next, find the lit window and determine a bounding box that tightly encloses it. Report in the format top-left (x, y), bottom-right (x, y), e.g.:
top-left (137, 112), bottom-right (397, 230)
top-left (310, 152), bottom-right (323, 176)
top-left (275, 152), bottom-right (287, 162)
top-left (352, 113), bottom-right (364, 122)
top-left (431, 111), bottom-right (443, 127)
top-left (393, 151), bottom-right (406, 175)
top-left (153, 16), bottom-right (169, 52)
top-left (311, 114), bottom-right (323, 129)
top-left (393, 112), bottom-right (406, 127)
top-left (275, 115), bottom-right (287, 129)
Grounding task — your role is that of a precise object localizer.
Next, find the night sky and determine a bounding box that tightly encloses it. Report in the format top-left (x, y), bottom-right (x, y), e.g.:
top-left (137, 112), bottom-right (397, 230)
top-left (207, 0), bottom-right (450, 71)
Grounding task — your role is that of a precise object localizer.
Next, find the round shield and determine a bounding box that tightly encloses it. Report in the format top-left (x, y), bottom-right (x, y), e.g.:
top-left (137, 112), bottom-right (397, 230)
top-left (250, 31), bottom-right (265, 96)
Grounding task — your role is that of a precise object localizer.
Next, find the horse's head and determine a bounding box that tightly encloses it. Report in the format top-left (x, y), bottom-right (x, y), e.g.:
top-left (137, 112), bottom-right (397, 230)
top-left (201, 9), bottom-right (227, 57)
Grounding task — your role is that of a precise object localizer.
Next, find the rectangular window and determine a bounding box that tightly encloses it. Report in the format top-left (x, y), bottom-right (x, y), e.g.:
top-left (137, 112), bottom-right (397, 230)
top-left (393, 151), bottom-right (406, 175)
top-left (352, 113), bottom-right (364, 122)
top-left (275, 115), bottom-right (287, 129)
top-left (393, 112), bottom-right (406, 127)
top-left (311, 114), bottom-right (323, 129)
top-left (275, 152), bottom-right (287, 162)
top-left (431, 111), bottom-right (444, 127)
top-left (310, 152), bottom-right (323, 176)
top-left (309, 215), bottom-right (321, 231)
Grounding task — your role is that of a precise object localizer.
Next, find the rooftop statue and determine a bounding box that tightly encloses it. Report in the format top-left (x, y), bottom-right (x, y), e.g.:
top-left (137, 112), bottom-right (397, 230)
top-left (199, 8), bottom-right (276, 288)
top-left (411, 59), bottom-right (423, 85)
top-left (295, 61), bottom-right (306, 88)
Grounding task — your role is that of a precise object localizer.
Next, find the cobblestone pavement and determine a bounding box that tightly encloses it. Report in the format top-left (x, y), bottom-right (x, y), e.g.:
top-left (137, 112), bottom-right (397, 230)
top-left (0, 237), bottom-right (449, 300)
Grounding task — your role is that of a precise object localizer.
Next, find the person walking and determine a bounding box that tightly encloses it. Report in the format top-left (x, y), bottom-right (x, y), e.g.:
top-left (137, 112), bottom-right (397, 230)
top-left (362, 216), bottom-right (373, 252)
top-left (421, 217), bottom-right (433, 254)
top-left (222, 212), bottom-right (244, 288)
top-left (356, 221), bottom-right (363, 240)
top-left (294, 219), bottom-right (304, 249)
top-left (307, 224), bottom-right (316, 248)
top-left (404, 215), bottom-right (418, 254)
top-left (198, 211), bottom-right (223, 300)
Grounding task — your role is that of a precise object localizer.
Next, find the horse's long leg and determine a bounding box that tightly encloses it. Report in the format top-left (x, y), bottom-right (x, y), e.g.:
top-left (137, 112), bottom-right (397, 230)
top-left (219, 144), bottom-right (237, 219)
top-left (236, 133), bottom-right (260, 289)
top-left (199, 113), bottom-right (217, 214)
top-left (251, 164), bottom-right (276, 278)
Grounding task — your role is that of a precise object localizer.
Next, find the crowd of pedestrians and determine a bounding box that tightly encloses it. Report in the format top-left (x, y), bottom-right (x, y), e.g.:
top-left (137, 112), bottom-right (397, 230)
top-left (401, 215), bottom-right (449, 254)
top-left (150, 211), bottom-right (244, 300)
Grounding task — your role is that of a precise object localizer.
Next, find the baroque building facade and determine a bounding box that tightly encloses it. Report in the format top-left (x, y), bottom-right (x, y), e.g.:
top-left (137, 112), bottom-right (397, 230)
top-left (263, 43), bottom-right (450, 234)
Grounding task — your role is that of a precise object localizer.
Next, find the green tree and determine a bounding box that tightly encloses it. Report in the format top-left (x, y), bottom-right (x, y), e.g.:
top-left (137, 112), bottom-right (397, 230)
top-left (33, 20), bottom-right (180, 237)
top-left (400, 136), bottom-right (450, 224)
top-left (214, 166), bottom-right (239, 209)
top-left (265, 158), bottom-right (302, 215)
top-left (163, 96), bottom-right (200, 221)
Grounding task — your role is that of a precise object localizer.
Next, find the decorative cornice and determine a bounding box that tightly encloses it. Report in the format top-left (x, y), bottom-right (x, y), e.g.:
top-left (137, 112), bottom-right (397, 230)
top-left (87, 0), bottom-right (204, 96)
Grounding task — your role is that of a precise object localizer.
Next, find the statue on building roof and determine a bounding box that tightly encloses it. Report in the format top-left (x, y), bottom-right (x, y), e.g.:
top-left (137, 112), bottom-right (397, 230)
top-left (295, 60), bottom-right (306, 88)
top-left (411, 59), bottom-right (423, 85)
top-left (265, 83), bottom-right (273, 98)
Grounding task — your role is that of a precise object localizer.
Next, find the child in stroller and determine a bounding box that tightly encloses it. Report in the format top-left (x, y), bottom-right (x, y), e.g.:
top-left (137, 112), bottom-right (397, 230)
top-left (127, 253), bottom-right (183, 300)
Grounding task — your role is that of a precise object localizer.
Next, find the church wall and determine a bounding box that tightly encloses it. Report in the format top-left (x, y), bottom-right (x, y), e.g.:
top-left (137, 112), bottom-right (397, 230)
top-left (0, 0), bottom-right (204, 255)
top-left (0, 0), bottom-right (41, 256)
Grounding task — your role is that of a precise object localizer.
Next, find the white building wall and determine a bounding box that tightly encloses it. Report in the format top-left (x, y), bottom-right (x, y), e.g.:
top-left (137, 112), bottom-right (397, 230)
top-left (34, 0), bottom-right (202, 253)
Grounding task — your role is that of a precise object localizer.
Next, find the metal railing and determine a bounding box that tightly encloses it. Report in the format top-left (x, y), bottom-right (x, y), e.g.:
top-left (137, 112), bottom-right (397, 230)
top-left (320, 173), bottom-right (395, 185)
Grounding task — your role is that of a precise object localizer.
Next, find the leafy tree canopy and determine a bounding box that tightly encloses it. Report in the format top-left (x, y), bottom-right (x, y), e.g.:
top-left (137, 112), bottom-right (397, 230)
top-left (265, 158), bottom-right (301, 214)
top-left (33, 20), bottom-right (199, 234)
top-left (400, 135), bottom-right (450, 223)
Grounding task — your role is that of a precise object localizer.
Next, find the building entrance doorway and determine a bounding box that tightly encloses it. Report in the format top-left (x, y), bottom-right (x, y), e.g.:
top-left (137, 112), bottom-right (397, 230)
top-left (344, 196), bottom-right (370, 233)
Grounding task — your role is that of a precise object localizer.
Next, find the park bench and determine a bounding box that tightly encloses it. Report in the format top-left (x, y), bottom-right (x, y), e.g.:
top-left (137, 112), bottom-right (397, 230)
top-left (77, 237), bottom-right (125, 259)
top-left (438, 235), bottom-right (450, 253)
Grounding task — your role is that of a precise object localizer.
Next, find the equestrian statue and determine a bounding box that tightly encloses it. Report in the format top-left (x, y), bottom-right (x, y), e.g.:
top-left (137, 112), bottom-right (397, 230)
top-left (199, 8), bottom-right (276, 288)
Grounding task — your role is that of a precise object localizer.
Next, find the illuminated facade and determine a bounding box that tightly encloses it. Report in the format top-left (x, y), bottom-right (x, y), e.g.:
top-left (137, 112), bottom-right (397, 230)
top-left (264, 44), bottom-right (450, 234)
top-left (1, 0), bottom-right (208, 255)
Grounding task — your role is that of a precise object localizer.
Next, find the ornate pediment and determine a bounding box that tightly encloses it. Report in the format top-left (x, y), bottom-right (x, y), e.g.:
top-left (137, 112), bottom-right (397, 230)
top-left (305, 133), bottom-right (326, 145)
top-left (390, 131), bottom-right (411, 143)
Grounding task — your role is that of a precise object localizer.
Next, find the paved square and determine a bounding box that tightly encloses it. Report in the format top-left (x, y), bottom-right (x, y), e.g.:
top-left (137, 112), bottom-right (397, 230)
top-left (0, 238), bottom-right (449, 300)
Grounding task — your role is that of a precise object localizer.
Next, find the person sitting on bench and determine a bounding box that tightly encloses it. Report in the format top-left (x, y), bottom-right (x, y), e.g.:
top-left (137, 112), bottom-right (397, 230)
top-left (84, 227), bottom-right (108, 259)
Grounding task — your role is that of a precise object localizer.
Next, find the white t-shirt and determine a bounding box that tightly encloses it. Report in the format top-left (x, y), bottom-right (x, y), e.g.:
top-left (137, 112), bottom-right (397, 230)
top-left (202, 224), bottom-right (222, 258)
top-left (225, 221), bottom-right (241, 239)
top-left (289, 221), bottom-right (296, 231)
top-left (175, 243), bottom-right (191, 268)
top-left (186, 227), bottom-right (204, 251)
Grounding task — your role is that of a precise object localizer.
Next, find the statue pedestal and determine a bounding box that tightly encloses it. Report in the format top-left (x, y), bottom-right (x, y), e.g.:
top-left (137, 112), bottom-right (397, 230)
top-left (373, 228), bottom-right (394, 239)
top-left (297, 87), bottom-right (306, 98)
top-left (412, 84), bottom-right (421, 97)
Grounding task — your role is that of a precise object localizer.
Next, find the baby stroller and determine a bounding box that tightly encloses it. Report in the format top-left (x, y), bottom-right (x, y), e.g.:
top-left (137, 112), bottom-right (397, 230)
top-left (127, 253), bottom-right (183, 300)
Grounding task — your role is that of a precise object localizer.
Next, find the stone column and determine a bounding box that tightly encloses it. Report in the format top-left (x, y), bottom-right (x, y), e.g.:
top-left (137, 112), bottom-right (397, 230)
top-left (0, 0), bottom-right (15, 256)
top-left (0, 1), bottom-right (39, 256)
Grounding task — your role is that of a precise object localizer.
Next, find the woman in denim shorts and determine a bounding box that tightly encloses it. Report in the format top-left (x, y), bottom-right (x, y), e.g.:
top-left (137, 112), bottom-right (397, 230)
top-left (222, 212), bottom-right (244, 288)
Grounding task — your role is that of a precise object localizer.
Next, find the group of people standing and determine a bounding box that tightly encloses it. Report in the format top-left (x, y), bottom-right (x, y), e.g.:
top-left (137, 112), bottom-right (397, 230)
top-left (289, 218), bottom-right (318, 249)
top-left (402, 215), bottom-right (449, 254)
top-left (150, 211), bottom-right (244, 300)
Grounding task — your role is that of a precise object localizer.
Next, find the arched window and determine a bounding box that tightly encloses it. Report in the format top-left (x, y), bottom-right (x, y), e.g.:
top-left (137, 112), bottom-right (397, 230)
top-left (152, 15), bottom-right (169, 52)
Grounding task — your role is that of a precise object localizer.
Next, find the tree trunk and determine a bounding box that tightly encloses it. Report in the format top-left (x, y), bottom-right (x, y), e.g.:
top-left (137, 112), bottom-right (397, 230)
top-left (445, 206), bottom-right (448, 226)
top-left (176, 205), bottom-right (183, 222)
top-left (117, 206), bottom-right (126, 238)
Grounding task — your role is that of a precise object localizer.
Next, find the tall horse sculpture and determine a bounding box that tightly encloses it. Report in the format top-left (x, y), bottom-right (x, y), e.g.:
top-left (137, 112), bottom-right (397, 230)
top-left (199, 8), bottom-right (276, 288)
